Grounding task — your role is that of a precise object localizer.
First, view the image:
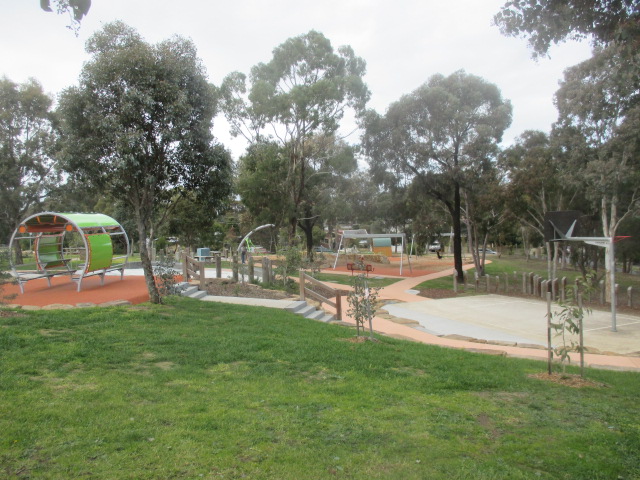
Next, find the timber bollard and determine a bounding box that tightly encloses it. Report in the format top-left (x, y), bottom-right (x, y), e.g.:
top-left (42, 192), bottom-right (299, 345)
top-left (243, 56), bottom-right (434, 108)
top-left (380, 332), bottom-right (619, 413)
top-left (263, 257), bottom-right (272, 284)
top-left (232, 255), bottom-right (239, 282)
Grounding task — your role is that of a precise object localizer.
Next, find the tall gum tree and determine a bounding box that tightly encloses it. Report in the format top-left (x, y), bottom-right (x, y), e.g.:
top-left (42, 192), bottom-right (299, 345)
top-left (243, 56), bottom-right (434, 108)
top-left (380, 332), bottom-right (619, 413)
top-left (221, 30), bottom-right (369, 252)
top-left (363, 71), bottom-right (512, 281)
top-left (554, 44), bottom-right (640, 298)
top-left (493, 0), bottom-right (640, 58)
top-left (0, 77), bottom-right (59, 249)
top-left (499, 130), bottom-right (574, 276)
top-left (58, 22), bottom-right (232, 303)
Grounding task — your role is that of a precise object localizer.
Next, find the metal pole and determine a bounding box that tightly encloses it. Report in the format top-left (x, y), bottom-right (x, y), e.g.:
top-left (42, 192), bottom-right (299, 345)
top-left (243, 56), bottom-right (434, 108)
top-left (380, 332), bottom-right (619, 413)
top-left (578, 293), bottom-right (585, 377)
top-left (400, 235), bottom-right (404, 276)
top-left (546, 292), bottom-right (552, 375)
top-left (333, 234), bottom-right (344, 269)
top-left (610, 238), bottom-right (617, 332)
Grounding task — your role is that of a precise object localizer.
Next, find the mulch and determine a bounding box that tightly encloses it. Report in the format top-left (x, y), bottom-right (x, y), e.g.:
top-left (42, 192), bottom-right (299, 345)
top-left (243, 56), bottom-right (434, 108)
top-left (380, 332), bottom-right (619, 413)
top-left (205, 278), bottom-right (292, 300)
top-left (1, 275), bottom-right (150, 307)
top-left (330, 264), bottom-right (438, 278)
top-left (528, 372), bottom-right (608, 389)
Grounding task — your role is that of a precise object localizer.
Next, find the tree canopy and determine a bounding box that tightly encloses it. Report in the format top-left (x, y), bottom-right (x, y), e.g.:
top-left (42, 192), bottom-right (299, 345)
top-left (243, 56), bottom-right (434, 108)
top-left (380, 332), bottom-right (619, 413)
top-left (0, 77), bottom-right (59, 245)
top-left (364, 70), bottom-right (512, 279)
top-left (222, 30), bottom-right (369, 254)
top-left (494, 0), bottom-right (640, 57)
top-left (58, 21), bottom-right (232, 303)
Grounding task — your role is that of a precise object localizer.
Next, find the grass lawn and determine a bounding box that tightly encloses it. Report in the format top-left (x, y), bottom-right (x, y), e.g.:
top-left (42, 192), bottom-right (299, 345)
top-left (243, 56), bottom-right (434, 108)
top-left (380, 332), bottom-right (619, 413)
top-left (304, 272), bottom-right (402, 289)
top-left (1, 298), bottom-right (639, 479)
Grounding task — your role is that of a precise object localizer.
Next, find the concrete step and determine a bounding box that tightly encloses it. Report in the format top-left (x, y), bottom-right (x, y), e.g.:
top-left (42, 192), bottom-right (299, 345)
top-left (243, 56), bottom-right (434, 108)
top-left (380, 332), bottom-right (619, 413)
top-left (190, 290), bottom-right (207, 299)
top-left (285, 301), bottom-right (308, 313)
top-left (305, 309), bottom-right (326, 321)
top-left (180, 285), bottom-right (198, 297)
top-left (318, 314), bottom-right (336, 323)
top-left (296, 305), bottom-right (317, 318)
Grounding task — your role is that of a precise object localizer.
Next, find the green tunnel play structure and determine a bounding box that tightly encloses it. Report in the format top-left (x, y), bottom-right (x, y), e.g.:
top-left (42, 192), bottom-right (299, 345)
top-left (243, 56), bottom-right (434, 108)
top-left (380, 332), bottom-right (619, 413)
top-left (9, 212), bottom-right (130, 293)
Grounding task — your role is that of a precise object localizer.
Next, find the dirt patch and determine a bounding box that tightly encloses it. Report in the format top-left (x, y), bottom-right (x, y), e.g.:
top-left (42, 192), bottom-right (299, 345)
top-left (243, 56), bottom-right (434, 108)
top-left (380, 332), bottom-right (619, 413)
top-left (205, 279), bottom-right (292, 300)
top-left (528, 372), bottom-right (608, 389)
top-left (417, 288), bottom-right (459, 299)
top-left (154, 361), bottom-right (175, 370)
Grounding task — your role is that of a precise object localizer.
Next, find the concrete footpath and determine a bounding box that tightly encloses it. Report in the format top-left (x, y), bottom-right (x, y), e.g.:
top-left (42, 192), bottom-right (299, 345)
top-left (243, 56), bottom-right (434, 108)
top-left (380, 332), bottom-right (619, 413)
top-left (313, 267), bottom-right (640, 372)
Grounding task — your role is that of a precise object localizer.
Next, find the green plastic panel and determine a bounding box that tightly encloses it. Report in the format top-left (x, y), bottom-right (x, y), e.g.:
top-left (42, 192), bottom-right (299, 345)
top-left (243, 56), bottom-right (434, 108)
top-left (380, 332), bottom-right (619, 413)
top-left (36, 235), bottom-right (66, 270)
top-left (64, 213), bottom-right (120, 229)
top-left (86, 234), bottom-right (113, 272)
top-left (372, 238), bottom-right (392, 247)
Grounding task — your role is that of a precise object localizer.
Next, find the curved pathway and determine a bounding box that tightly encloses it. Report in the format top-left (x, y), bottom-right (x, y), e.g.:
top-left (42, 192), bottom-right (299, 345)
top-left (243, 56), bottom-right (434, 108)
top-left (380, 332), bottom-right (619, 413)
top-left (316, 266), bottom-right (640, 372)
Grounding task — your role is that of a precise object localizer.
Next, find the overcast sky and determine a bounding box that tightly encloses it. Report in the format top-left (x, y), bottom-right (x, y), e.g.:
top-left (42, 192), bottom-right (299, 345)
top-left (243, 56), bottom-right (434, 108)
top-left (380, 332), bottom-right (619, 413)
top-left (2, 0), bottom-right (593, 159)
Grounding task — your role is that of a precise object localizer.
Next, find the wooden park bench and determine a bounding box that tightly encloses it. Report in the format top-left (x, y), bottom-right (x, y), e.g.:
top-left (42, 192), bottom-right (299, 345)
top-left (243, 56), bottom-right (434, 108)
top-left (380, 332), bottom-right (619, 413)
top-left (346, 262), bottom-right (374, 277)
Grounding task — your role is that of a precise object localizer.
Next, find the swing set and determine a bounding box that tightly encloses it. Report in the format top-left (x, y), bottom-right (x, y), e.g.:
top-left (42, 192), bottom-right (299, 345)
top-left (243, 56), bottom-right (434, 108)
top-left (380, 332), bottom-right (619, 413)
top-left (9, 212), bottom-right (130, 293)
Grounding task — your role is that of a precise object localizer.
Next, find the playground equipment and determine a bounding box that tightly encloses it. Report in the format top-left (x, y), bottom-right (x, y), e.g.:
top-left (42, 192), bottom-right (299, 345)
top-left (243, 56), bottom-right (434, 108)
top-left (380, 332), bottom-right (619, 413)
top-left (9, 212), bottom-right (130, 293)
top-left (372, 237), bottom-right (392, 257)
top-left (237, 224), bottom-right (275, 255)
top-left (333, 231), bottom-right (412, 275)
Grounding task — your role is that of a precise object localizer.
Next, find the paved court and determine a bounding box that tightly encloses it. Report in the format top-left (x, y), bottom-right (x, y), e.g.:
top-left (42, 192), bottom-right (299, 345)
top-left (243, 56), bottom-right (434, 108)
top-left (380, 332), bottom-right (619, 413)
top-left (383, 294), bottom-right (640, 355)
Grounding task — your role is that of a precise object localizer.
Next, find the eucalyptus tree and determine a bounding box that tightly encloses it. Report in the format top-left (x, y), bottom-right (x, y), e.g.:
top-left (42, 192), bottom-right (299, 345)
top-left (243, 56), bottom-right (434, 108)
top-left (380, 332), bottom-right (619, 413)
top-left (41, 0), bottom-right (91, 33)
top-left (553, 44), bottom-right (640, 296)
top-left (221, 30), bottom-right (370, 250)
top-left (236, 135), bottom-right (358, 254)
top-left (494, 0), bottom-right (640, 57)
top-left (363, 71), bottom-right (512, 281)
top-left (499, 130), bottom-right (573, 273)
top-left (297, 135), bottom-right (358, 253)
top-left (0, 77), bottom-right (59, 247)
top-left (41, 0), bottom-right (90, 19)
top-left (236, 142), bottom-right (290, 229)
top-left (58, 22), bottom-right (232, 303)
top-left (462, 159), bottom-right (509, 276)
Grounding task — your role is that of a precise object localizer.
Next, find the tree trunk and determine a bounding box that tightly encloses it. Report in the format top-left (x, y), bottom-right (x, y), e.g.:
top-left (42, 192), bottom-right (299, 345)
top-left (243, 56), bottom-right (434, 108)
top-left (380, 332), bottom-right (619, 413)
top-left (136, 215), bottom-right (161, 304)
top-left (12, 240), bottom-right (24, 266)
top-left (546, 241), bottom-right (552, 281)
top-left (522, 226), bottom-right (530, 260)
top-left (602, 195), bottom-right (616, 303)
top-left (479, 232), bottom-right (489, 277)
top-left (289, 216), bottom-right (297, 245)
top-left (464, 210), bottom-right (481, 276)
top-left (298, 218), bottom-right (315, 260)
top-left (453, 182), bottom-right (464, 282)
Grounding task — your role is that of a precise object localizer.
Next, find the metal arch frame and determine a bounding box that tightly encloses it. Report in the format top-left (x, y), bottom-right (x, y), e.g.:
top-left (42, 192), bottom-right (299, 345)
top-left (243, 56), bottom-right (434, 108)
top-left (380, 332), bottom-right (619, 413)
top-left (237, 224), bottom-right (276, 256)
top-left (332, 232), bottom-right (412, 275)
top-left (9, 212), bottom-right (130, 293)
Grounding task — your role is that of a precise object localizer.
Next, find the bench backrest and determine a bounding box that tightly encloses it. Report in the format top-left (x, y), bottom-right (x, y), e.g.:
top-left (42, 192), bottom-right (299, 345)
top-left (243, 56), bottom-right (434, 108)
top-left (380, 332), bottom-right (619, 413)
top-left (35, 235), bottom-right (66, 270)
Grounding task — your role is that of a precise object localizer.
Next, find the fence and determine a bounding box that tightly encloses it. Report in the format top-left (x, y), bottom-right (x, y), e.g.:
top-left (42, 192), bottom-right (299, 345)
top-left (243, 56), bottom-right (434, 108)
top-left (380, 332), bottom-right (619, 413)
top-left (182, 254), bottom-right (276, 287)
top-left (453, 270), bottom-right (636, 308)
top-left (299, 270), bottom-right (346, 320)
top-left (182, 255), bottom-right (206, 290)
